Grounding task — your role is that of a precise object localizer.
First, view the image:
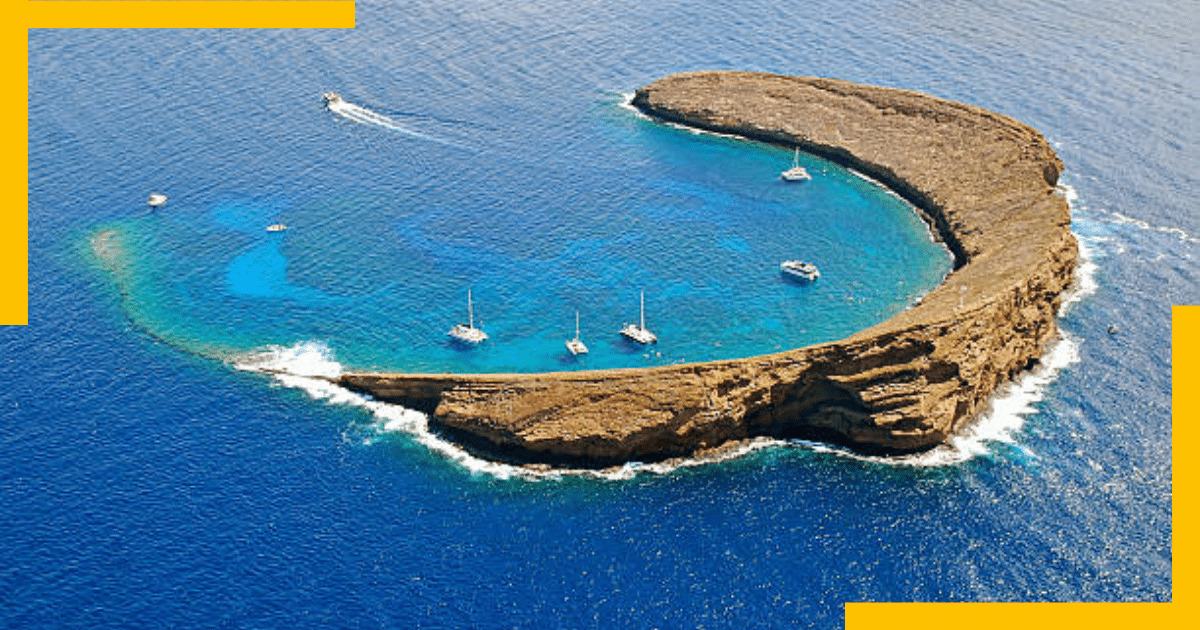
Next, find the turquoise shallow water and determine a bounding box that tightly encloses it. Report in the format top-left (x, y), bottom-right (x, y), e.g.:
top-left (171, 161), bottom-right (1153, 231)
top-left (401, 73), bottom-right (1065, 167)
top-left (91, 93), bottom-right (949, 373)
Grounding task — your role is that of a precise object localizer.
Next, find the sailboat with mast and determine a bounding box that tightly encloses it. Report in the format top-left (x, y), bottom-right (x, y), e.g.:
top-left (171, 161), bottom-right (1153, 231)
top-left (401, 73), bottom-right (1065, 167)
top-left (619, 290), bottom-right (657, 344)
top-left (780, 147), bottom-right (812, 181)
top-left (565, 310), bottom-right (588, 355)
top-left (448, 289), bottom-right (488, 344)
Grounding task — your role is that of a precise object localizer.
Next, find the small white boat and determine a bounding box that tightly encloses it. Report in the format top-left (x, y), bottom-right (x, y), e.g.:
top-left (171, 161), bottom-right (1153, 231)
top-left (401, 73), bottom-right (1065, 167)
top-left (619, 290), bottom-right (657, 344)
top-left (565, 310), bottom-right (588, 355)
top-left (266, 223), bottom-right (288, 232)
top-left (448, 289), bottom-right (488, 344)
top-left (780, 260), bottom-right (820, 282)
top-left (780, 148), bottom-right (811, 181)
top-left (322, 92), bottom-right (343, 107)
top-left (147, 193), bottom-right (167, 207)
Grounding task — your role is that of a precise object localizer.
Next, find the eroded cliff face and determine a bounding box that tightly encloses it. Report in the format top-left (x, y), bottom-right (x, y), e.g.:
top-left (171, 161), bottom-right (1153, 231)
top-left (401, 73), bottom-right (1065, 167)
top-left (337, 71), bottom-right (1078, 467)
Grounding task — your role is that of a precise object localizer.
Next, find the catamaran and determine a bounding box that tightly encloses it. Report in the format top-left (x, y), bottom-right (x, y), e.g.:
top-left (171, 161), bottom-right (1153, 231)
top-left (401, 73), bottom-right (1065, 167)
top-left (780, 147), bottom-right (812, 181)
top-left (780, 260), bottom-right (820, 282)
top-left (448, 289), bottom-right (488, 344)
top-left (619, 291), bottom-right (657, 344)
top-left (565, 310), bottom-right (588, 355)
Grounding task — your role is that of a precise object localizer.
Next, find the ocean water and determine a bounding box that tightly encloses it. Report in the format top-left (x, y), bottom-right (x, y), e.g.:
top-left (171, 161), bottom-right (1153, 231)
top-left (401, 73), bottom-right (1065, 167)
top-left (71, 50), bottom-right (950, 373)
top-left (6, 0), bottom-right (1190, 627)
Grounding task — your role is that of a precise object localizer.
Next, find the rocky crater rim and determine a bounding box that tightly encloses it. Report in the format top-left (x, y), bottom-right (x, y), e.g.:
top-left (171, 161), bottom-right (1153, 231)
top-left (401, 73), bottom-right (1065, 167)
top-left (335, 71), bottom-right (1077, 466)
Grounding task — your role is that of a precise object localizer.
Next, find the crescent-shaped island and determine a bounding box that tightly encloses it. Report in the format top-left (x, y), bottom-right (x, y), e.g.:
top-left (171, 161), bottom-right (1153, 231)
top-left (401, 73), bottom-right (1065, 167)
top-left (337, 71), bottom-right (1078, 467)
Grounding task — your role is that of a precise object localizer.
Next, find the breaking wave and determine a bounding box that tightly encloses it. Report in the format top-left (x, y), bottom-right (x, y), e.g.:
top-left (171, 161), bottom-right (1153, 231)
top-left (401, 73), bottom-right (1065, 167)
top-left (232, 341), bottom-right (544, 480)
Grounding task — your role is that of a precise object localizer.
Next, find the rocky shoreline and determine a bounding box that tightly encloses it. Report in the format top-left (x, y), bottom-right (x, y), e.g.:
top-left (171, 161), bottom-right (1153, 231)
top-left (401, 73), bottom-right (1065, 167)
top-left (338, 71), bottom-right (1078, 467)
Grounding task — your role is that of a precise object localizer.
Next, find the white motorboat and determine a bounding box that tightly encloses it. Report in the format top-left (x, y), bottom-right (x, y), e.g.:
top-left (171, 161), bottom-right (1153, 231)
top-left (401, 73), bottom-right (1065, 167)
top-left (619, 290), bottom-right (657, 344)
top-left (322, 92), bottom-right (343, 107)
top-left (448, 289), bottom-right (488, 344)
top-left (565, 310), bottom-right (588, 355)
top-left (266, 223), bottom-right (288, 232)
top-left (147, 193), bottom-right (167, 207)
top-left (780, 147), bottom-right (811, 181)
top-left (780, 260), bottom-right (820, 282)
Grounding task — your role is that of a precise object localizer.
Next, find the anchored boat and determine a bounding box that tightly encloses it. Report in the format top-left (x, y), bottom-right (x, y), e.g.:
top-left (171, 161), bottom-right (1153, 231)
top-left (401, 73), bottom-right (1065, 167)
top-left (448, 289), bottom-right (488, 345)
top-left (780, 260), bottom-right (820, 282)
top-left (780, 147), bottom-right (811, 181)
top-left (565, 310), bottom-right (588, 355)
top-left (619, 291), bottom-right (657, 344)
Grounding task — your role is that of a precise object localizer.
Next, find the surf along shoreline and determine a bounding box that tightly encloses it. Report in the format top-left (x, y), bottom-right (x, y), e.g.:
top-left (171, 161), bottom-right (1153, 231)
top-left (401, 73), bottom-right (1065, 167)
top-left (337, 71), bottom-right (1078, 468)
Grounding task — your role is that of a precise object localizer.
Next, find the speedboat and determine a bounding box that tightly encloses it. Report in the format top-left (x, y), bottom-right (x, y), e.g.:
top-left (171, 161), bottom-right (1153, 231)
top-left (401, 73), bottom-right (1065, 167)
top-left (780, 260), bottom-right (820, 282)
top-left (266, 223), bottom-right (288, 232)
top-left (619, 291), bottom-right (657, 344)
top-left (780, 147), bottom-right (811, 181)
top-left (322, 92), bottom-right (343, 107)
top-left (448, 289), bottom-right (488, 345)
top-left (147, 193), bottom-right (167, 207)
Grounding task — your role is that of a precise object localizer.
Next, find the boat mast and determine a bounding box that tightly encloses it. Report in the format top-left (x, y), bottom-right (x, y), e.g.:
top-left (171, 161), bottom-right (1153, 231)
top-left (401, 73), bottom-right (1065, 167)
top-left (575, 309), bottom-right (581, 340)
top-left (639, 291), bottom-right (646, 330)
top-left (468, 289), bottom-right (474, 328)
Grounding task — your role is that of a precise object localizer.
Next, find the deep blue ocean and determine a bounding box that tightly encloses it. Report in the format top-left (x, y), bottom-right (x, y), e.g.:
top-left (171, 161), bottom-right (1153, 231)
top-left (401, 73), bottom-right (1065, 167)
top-left (6, 0), bottom-right (1192, 627)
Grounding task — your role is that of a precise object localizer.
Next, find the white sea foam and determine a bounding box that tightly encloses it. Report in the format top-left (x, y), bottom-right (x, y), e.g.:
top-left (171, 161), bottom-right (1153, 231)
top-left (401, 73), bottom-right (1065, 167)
top-left (1057, 180), bottom-right (1080, 206)
top-left (618, 91), bottom-right (747, 140)
top-left (234, 340), bottom-right (345, 378)
top-left (233, 341), bottom-right (557, 480)
top-left (1055, 182), bottom-right (1101, 314)
top-left (618, 92), bottom-right (651, 120)
top-left (1059, 231), bottom-right (1100, 315)
top-left (1058, 180), bottom-right (1199, 244)
top-left (942, 330), bottom-right (1079, 460)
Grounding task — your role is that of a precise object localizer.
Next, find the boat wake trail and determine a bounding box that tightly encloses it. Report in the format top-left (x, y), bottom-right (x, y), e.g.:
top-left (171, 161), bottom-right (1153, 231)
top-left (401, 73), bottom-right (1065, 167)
top-left (326, 97), bottom-right (461, 148)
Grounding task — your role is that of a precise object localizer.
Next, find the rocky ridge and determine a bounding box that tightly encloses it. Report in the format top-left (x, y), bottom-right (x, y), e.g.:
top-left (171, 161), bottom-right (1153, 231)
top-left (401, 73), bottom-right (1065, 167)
top-left (338, 71), bottom-right (1078, 467)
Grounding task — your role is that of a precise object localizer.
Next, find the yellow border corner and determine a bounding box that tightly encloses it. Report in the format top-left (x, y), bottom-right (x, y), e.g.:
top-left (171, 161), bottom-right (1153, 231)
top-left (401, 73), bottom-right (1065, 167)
top-left (848, 305), bottom-right (1191, 628)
